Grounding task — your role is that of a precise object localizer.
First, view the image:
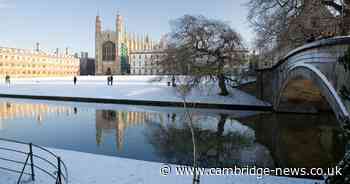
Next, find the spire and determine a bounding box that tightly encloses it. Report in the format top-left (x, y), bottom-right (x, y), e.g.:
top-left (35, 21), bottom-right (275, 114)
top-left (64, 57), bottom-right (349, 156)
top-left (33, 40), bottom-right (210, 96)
top-left (116, 12), bottom-right (123, 33)
top-left (137, 34), bottom-right (140, 50)
top-left (141, 34), bottom-right (144, 50)
top-left (96, 14), bottom-right (101, 34)
top-left (146, 34), bottom-right (150, 43)
top-left (132, 32), bottom-right (136, 51)
top-left (123, 26), bottom-right (128, 43)
top-left (132, 32), bottom-right (137, 50)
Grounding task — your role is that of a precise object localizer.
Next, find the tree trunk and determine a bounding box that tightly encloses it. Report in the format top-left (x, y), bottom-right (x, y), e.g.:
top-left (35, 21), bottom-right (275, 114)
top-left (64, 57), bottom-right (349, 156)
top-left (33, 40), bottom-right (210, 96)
top-left (218, 74), bottom-right (229, 96)
top-left (342, 14), bottom-right (350, 35)
top-left (217, 114), bottom-right (228, 136)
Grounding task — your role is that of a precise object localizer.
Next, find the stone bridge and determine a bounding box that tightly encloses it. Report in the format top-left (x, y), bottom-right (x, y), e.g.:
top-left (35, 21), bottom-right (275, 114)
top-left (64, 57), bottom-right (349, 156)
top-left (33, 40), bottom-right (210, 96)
top-left (256, 36), bottom-right (350, 126)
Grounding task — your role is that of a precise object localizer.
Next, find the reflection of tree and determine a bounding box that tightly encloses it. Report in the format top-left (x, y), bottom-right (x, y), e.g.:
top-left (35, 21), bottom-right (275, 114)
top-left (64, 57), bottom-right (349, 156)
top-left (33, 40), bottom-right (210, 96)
top-left (146, 114), bottom-right (257, 168)
top-left (216, 114), bottom-right (227, 136)
top-left (96, 127), bottom-right (102, 146)
top-left (338, 47), bottom-right (350, 101)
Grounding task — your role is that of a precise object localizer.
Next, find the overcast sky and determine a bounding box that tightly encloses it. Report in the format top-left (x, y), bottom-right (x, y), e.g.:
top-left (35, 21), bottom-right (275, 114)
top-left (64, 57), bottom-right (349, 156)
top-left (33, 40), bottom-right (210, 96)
top-left (0, 0), bottom-right (254, 56)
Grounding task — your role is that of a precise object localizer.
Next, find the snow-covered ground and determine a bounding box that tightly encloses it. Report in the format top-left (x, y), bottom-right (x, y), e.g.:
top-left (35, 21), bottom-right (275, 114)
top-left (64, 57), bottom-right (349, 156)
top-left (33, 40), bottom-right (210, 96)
top-left (0, 142), bottom-right (321, 184)
top-left (0, 76), bottom-right (268, 106)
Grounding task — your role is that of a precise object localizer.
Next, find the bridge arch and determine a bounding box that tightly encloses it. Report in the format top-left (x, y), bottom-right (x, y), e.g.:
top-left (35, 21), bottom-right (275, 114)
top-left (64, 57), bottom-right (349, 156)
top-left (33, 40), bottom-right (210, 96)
top-left (275, 63), bottom-right (349, 126)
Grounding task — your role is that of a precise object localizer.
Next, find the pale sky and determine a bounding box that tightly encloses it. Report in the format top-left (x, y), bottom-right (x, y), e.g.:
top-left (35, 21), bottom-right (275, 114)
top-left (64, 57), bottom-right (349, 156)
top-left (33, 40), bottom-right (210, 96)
top-left (0, 0), bottom-right (254, 56)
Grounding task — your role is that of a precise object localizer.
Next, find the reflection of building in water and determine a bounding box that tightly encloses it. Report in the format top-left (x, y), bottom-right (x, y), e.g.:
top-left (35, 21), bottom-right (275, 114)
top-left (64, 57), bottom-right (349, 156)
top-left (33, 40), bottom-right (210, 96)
top-left (95, 110), bottom-right (160, 152)
top-left (0, 102), bottom-right (76, 125)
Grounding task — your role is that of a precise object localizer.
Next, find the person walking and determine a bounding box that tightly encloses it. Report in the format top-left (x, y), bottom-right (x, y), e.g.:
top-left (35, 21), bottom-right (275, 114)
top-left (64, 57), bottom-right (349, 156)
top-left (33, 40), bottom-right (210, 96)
top-left (5, 75), bottom-right (10, 87)
top-left (107, 76), bottom-right (111, 86)
top-left (110, 75), bottom-right (114, 86)
top-left (171, 75), bottom-right (176, 87)
top-left (73, 76), bottom-right (77, 85)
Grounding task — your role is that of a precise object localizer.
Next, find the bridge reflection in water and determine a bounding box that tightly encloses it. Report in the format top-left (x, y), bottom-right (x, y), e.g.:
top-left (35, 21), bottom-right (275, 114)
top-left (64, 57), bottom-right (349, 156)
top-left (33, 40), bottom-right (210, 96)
top-left (238, 113), bottom-right (345, 171)
top-left (0, 99), bottom-right (345, 177)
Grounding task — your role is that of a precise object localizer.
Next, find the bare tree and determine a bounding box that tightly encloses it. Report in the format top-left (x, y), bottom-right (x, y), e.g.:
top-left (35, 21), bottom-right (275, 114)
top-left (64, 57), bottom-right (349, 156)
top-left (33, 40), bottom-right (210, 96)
top-left (160, 15), bottom-right (247, 96)
top-left (247, 0), bottom-right (349, 55)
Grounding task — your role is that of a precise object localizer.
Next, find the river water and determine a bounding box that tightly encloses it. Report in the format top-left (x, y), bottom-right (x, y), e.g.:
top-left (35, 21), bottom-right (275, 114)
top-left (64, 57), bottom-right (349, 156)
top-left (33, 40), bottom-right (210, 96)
top-left (0, 98), bottom-right (345, 178)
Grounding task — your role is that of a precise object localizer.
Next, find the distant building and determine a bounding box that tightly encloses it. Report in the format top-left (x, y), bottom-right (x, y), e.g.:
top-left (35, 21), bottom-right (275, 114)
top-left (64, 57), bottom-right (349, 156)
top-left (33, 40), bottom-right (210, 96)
top-left (129, 50), bottom-right (165, 75)
top-left (95, 13), bottom-right (158, 75)
top-left (79, 52), bottom-right (95, 75)
top-left (0, 44), bottom-right (80, 77)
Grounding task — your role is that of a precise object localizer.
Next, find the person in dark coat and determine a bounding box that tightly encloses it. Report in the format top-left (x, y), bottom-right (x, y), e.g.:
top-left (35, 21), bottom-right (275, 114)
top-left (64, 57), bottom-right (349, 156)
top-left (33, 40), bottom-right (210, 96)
top-left (73, 76), bottom-right (77, 85)
top-left (107, 76), bottom-right (111, 86)
top-left (110, 75), bottom-right (114, 86)
top-left (5, 75), bottom-right (10, 86)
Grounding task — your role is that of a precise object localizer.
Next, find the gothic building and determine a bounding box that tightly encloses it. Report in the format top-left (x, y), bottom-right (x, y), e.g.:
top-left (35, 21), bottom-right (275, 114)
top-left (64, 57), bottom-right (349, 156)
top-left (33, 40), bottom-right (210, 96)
top-left (95, 13), bottom-right (157, 75)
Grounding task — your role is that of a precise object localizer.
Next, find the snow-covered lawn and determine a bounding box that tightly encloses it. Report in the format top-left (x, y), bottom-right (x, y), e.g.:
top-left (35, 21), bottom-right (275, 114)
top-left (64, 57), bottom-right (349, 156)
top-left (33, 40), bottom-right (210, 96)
top-left (0, 76), bottom-right (269, 106)
top-left (0, 144), bottom-right (321, 184)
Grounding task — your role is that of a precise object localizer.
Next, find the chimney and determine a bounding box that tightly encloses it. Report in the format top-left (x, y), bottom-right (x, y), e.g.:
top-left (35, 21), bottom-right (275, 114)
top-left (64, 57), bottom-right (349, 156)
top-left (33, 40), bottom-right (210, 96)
top-left (36, 42), bottom-right (40, 52)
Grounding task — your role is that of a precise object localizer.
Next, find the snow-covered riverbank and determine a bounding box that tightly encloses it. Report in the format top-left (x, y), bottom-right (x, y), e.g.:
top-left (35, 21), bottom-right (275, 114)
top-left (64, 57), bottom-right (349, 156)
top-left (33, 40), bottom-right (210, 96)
top-left (0, 144), bottom-right (321, 184)
top-left (0, 76), bottom-right (269, 106)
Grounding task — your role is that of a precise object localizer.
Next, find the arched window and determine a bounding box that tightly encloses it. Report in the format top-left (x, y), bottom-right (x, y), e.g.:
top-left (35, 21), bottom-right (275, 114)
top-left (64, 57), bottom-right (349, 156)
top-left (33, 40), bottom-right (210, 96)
top-left (106, 67), bottom-right (112, 75)
top-left (102, 41), bottom-right (116, 61)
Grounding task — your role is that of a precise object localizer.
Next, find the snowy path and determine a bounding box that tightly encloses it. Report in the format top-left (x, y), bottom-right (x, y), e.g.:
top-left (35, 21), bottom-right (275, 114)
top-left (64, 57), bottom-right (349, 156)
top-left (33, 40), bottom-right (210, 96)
top-left (0, 144), bottom-right (321, 184)
top-left (0, 76), bottom-right (269, 107)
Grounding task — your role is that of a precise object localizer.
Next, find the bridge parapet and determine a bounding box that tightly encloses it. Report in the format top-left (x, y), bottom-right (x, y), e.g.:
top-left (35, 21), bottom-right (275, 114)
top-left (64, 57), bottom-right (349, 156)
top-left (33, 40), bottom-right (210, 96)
top-left (256, 36), bottom-right (350, 126)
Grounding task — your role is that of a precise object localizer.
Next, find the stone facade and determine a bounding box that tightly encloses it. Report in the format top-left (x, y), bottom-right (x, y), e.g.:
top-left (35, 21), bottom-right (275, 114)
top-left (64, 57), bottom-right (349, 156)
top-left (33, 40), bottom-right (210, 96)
top-left (0, 47), bottom-right (79, 78)
top-left (95, 14), bottom-right (158, 75)
top-left (80, 52), bottom-right (95, 75)
top-left (129, 50), bottom-right (165, 75)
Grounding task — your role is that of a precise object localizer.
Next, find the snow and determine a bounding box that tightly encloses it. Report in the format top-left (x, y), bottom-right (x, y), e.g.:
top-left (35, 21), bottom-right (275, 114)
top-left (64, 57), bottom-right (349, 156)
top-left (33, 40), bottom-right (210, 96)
top-left (0, 141), bottom-right (322, 184)
top-left (0, 76), bottom-right (303, 183)
top-left (0, 76), bottom-right (269, 106)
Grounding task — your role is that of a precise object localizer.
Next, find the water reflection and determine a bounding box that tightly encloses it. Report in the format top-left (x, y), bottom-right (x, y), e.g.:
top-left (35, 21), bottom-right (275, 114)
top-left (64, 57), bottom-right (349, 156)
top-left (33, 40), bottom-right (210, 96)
top-left (96, 110), bottom-right (153, 152)
top-left (238, 113), bottom-right (345, 170)
top-left (0, 102), bottom-right (77, 127)
top-left (146, 113), bottom-right (275, 168)
top-left (0, 99), bottom-right (345, 174)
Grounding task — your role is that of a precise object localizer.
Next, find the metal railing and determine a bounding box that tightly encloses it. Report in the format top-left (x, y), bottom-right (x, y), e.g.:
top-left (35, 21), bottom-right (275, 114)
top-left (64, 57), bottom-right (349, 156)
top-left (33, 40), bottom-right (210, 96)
top-left (0, 138), bottom-right (68, 184)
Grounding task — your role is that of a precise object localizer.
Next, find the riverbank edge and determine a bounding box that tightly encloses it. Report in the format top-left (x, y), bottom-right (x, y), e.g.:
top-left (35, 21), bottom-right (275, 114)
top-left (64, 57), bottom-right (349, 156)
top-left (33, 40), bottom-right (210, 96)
top-left (0, 142), bottom-right (321, 184)
top-left (0, 93), bottom-right (273, 111)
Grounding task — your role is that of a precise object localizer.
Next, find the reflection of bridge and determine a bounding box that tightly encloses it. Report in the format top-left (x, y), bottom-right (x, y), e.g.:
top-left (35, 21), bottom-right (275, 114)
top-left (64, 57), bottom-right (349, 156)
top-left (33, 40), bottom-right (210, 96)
top-left (257, 37), bottom-right (350, 126)
top-left (238, 113), bottom-right (345, 171)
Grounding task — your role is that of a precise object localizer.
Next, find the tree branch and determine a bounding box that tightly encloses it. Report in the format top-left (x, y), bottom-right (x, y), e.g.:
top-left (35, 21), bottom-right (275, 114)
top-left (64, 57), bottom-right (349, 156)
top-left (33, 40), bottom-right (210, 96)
top-left (322, 0), bottom-right (343, 13)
